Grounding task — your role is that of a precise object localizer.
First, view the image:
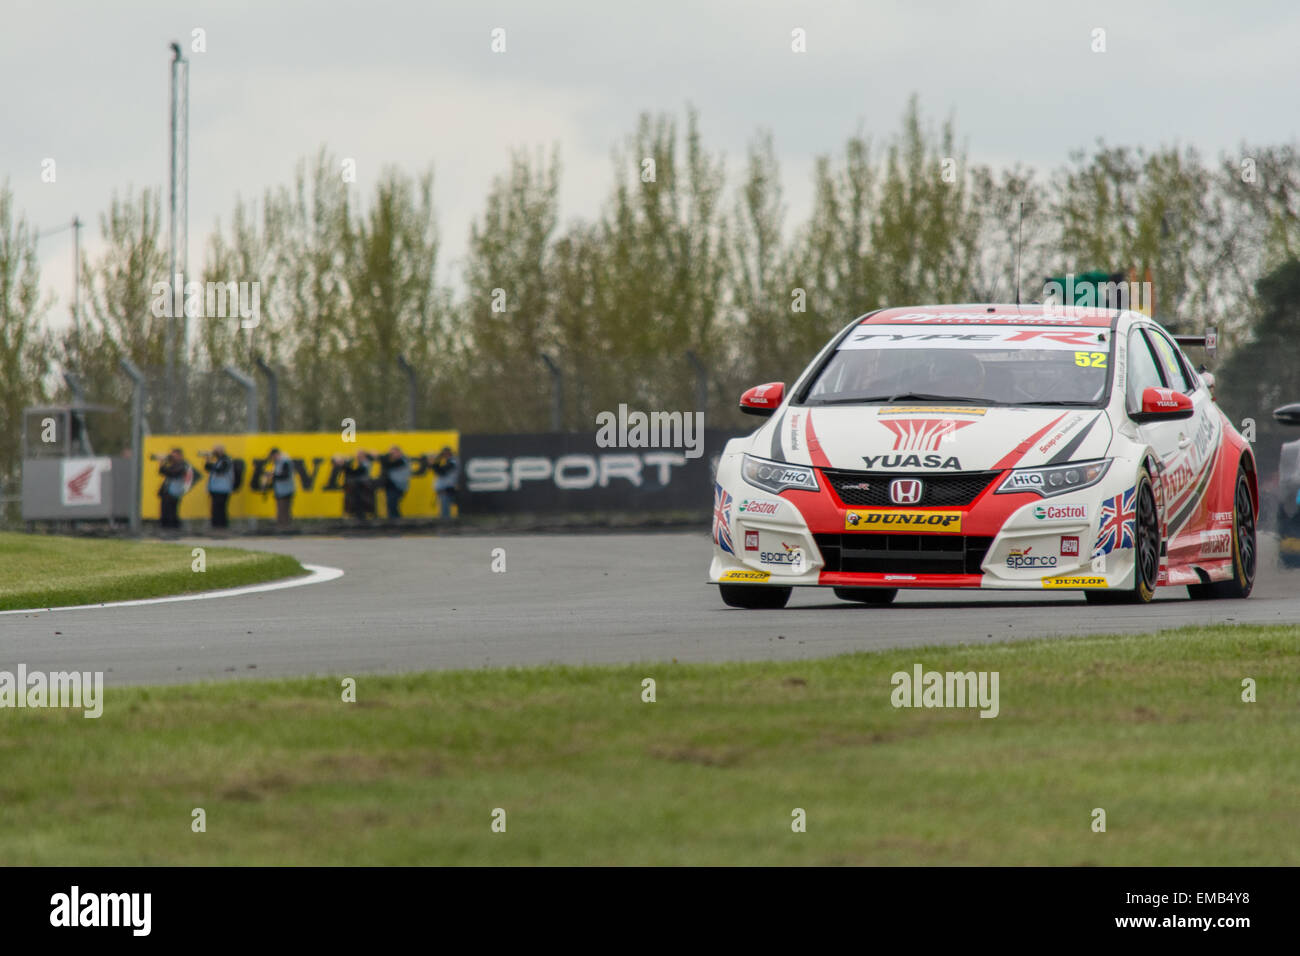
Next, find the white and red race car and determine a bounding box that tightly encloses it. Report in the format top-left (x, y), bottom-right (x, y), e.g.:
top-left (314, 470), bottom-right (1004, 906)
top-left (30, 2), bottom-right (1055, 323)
top-left (709, 304), bottom-right (1258, 608)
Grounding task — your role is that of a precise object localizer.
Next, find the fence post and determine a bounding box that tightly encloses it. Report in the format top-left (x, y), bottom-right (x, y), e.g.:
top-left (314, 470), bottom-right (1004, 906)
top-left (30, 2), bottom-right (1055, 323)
top-left (120, 359), bottom-right (145, 536)
top-left (685, 350), bottom-right (708, 419)
top-left (222, 366), bottom-right (259, 532)
top-left (254, 355), bottom-right (279, 432)
top-left (396, 354), bottom-right (417, 429)
top-left (539, 353), bottom-right (563, 431)
top-left (63, 371), bottom-right (94, 456)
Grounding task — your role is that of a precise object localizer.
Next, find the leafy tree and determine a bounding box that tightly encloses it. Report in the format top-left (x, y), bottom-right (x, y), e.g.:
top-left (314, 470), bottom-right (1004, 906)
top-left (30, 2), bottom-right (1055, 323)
top-left (968, 165), bottom-right (1049, 303)
top-left (14, 102), bottom-right (1299, 459)
top-left (1050, 145), bottom-right (1217, 332)
top-left (1210, 145), bottom-right (1300, 344)
top-left (0, 181), bottom-right (52, 517)
top-left (725, 130), bottom-right (796, 393)
top-left (460, 147), bottom-right (561, 431)
top-left (62, 188), bottom-right (168, 438)
top-left (594, 108), bottom-right (729, 423)
top-left (344, 166), bottom-right (443, 430)
top-left (1216, 258), bottom-right (1300, 479)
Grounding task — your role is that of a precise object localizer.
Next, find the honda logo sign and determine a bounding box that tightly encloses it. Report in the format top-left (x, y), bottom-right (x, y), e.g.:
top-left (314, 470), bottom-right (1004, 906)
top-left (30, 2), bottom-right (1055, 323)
top-left (889, 478), bottom-right (923, 504)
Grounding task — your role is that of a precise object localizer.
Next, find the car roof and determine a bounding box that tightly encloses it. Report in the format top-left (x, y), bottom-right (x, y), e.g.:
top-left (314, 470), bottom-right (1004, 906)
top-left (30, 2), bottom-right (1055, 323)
top-left (858, 304), bottom-right (1134, 329)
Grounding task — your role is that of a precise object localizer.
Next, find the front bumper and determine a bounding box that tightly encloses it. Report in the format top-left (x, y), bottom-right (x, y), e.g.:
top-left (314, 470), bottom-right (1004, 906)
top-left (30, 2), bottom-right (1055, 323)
top-left (709, 462), bottom-right (1135, 591)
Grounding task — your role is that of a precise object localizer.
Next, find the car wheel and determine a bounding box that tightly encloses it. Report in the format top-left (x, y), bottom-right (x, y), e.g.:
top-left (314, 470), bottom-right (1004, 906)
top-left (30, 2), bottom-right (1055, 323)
top-left (1085, 470), bottom-right (1159, 605)
top-left (833, 587), bottom-right (898, 605)
top-left (719, 584), bottom-right (792, 609)
top-left (1188, 467), bottom-right (1256, 600)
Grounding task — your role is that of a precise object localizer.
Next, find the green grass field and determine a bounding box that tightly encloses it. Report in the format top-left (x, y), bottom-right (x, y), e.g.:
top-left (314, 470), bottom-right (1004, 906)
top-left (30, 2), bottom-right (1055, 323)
top-left (0, 532), bottom-right (305, 610)
top-left (0, 623), bottom-right (1294, 865)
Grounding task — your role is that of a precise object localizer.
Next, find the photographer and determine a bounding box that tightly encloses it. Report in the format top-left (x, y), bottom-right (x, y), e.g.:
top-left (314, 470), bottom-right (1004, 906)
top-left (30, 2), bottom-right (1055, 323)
top-left (375, 445), bottom-right (411, 520)
top-left (201, 444), bottom-right (235, 531)
top-left (266, 447), bottom-right (295, 530)
top-left (154, 447), bottom-right (198, 531)
top-left (425, 446), bottom-right (460, 524)
top-left (333, 450), bottom-right (376, 521)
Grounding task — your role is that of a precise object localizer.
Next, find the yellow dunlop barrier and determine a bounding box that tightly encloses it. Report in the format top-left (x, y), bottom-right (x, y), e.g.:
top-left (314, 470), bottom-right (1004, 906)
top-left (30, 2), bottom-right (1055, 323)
top-left (141, 431), bottom-right (459, 520)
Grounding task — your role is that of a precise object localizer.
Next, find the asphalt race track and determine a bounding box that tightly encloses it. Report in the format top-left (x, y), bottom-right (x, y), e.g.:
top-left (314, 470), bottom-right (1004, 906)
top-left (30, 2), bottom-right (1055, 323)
top-left (2, 533), bottom-right (1296, 685)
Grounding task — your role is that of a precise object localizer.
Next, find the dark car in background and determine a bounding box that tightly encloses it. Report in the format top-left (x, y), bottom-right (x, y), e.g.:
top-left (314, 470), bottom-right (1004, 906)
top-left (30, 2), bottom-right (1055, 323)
top-left (1274, 403), bottom-right (1300, 567)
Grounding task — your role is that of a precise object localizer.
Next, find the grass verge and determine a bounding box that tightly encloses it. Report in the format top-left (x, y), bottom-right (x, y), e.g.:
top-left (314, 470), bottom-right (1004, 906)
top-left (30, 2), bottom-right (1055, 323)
top-left (0, 623), bottom-right (1295, 865)
top-left (0, 532), bottom-right (306, 610)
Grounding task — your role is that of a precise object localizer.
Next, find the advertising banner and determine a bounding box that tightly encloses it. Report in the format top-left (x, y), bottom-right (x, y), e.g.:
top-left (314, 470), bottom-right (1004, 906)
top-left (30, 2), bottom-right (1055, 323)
top-left (140, 432), bottom-right (458, 520)
top-left (459, 429), bottom-right (748, 514)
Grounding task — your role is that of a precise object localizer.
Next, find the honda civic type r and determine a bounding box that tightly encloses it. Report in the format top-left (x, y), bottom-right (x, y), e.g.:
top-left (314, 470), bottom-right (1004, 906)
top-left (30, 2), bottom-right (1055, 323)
top-left (709, 304), bottom-right (1259, 609)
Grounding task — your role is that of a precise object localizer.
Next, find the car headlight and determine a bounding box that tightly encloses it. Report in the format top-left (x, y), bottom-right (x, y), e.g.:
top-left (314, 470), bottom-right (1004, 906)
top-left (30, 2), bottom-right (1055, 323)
top-left (995, 459), bottom-right (1111, 498)
top-left (741, 455), bottom-right (819, 495)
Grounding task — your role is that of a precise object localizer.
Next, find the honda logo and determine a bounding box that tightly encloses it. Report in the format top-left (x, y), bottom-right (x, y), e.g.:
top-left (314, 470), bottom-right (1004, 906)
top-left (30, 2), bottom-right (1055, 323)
top-left (889, 478), bottom-right (923, 505)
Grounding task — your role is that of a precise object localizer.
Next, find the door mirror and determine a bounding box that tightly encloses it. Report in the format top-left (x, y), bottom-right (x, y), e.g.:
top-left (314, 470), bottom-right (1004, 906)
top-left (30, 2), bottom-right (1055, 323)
top-left (739, 382), bottom-right (785, 417)
top-left (1274, 403), bottom-right (1300, 427)
top-left (1130, 386), bottom-right (1194, 423)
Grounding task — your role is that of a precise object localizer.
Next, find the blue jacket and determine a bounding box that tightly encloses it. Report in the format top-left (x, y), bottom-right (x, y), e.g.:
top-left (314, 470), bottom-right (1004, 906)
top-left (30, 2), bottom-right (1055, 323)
top-left (271, 458), bottom-right (295, 498)
top-left (206, 455), bottom-right (234, 495)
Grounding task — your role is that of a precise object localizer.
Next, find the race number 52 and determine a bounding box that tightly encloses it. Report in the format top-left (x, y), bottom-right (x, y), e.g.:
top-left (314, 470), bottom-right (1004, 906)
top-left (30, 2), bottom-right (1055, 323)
top-left (1074, 351), bottom-right (1107, 368)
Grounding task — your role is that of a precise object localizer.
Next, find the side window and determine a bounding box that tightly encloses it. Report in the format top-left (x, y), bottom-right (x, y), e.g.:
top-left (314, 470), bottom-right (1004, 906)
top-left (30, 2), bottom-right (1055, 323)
top-left (1127, 328), bottom-right (1166, 412)
top-left (1146, 328), bottom-right (1195, 393)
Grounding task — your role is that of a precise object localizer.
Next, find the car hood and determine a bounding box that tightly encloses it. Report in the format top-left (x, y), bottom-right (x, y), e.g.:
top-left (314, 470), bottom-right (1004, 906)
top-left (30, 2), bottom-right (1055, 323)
top-left (756, 404), bottom-right (1113, 473)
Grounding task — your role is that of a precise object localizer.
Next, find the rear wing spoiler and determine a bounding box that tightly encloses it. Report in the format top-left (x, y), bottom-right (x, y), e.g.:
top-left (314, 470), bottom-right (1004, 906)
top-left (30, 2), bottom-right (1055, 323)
top-left (1173, 327), bottom-right (1218, 357)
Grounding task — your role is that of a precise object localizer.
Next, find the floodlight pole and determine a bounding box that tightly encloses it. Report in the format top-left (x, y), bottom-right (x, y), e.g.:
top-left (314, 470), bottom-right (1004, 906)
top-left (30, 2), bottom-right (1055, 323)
top-left (166, 42), bottom-right (189, 431)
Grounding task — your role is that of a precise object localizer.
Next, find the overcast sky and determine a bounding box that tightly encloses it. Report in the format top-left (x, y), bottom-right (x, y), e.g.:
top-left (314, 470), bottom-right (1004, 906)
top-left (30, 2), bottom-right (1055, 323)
top-left (4, 0), bottom-right (1297, 330)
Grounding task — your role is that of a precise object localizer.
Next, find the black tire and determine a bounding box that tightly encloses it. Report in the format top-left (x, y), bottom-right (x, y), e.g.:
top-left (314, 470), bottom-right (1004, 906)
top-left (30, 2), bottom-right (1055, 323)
top-left (719, 584), bottom-right (792, 609)
top-left (833, 587), bottom-right (898, 605)
top-left (1085, 470), bottom-right (1159, 605)
top-left (1187, 467), bottom-right (1256, 599)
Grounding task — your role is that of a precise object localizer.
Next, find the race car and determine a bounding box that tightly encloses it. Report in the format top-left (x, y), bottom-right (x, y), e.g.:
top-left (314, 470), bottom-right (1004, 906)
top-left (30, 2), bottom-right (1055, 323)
top-left (709, 304), bottom-right (1258, 608)
top-left (1273, 402), bottom-right (1300, 567)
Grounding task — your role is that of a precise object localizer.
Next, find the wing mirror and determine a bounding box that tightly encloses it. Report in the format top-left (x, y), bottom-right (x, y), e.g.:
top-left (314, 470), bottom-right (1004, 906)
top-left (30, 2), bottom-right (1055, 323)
top-left (1130, 386), bottom-right (1194, 423)
top-left (739, 382), bottom-right (785, 418)
top-left (1274, 403), bottom-right (1300, 427)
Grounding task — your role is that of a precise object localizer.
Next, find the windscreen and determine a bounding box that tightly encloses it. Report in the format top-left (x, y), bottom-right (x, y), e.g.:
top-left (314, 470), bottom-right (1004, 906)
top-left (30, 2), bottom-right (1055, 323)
top-left (803, 324), bottom-right (1113, 407)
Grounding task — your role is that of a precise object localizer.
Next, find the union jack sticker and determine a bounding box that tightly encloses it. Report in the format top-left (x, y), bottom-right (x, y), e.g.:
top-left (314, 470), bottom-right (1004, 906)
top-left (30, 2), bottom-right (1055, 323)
top-left (1092, 487), bottom-right (1136, 557)
top-left (713, 482), bottom-right (735, 554)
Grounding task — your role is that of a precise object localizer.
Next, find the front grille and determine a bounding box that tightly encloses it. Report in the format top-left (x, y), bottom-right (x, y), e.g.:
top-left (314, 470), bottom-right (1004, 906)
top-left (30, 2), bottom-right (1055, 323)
top-left (815, 533), bottom-right (994, 574)
top-left (822, 469), bottom-right (999, 507)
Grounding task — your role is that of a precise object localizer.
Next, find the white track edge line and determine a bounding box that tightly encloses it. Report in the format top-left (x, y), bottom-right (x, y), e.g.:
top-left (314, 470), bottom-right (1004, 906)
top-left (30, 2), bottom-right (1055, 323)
top-left (0, 564), bottom-right (344, 615)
